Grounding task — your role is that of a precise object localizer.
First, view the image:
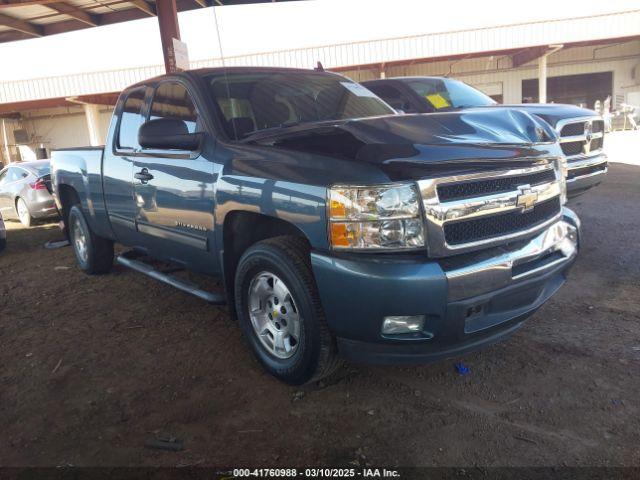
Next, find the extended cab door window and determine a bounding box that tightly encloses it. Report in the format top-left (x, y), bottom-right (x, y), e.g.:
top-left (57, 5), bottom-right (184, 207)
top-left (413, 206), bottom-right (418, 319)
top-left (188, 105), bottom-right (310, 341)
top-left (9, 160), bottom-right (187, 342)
top-left (149, 82), bottom-right (200, 136)
top-left (116, 89), bottom-right (146, 152)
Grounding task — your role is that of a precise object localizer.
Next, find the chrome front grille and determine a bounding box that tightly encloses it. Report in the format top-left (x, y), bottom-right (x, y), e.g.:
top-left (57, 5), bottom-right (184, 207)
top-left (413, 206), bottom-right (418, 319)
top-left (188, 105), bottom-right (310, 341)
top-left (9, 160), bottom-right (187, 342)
top-left (443, 197), bottom-right (561, 245)
top-left (418, 160), bottom-right (563, 257)
top-left (557, 117), bottom-right (604, 160)
top-left (436, 168), bottom-right (556, 201)
top-left (567, 162), bottom-right (607, 181)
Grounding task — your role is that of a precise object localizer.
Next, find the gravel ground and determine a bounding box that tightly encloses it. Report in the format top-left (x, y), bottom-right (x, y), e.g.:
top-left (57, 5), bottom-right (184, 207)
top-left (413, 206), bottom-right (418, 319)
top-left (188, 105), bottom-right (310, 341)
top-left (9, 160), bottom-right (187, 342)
top-left (0, 162), bottom-right (638, 468)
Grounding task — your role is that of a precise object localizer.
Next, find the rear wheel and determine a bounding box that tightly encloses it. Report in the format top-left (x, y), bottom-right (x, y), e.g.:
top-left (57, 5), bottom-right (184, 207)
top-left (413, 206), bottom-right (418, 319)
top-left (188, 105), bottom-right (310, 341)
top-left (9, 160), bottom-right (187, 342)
top-left (234, 236), bottom-right (340, 385)
top-left (16, 198), bottom-right (32, 227)
top-left (68, 205), bottom-right (114, 274)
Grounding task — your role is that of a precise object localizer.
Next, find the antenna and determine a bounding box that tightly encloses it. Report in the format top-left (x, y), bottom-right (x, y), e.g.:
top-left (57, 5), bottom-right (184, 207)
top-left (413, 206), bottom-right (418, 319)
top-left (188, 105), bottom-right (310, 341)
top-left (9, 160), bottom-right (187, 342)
top-left (212, 4), bottom-right (237, 140)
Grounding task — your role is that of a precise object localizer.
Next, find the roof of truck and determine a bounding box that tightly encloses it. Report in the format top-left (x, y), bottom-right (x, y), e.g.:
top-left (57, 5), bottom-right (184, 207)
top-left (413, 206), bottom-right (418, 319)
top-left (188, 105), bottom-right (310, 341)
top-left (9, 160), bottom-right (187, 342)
top-left (124, 66), bottom-right (344, 91)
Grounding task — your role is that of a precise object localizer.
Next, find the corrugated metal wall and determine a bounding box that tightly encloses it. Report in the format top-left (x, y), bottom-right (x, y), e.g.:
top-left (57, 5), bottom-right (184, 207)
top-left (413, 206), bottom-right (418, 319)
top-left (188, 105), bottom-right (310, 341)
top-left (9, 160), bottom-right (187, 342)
top-left (1, 9), bottom-right (639, 104)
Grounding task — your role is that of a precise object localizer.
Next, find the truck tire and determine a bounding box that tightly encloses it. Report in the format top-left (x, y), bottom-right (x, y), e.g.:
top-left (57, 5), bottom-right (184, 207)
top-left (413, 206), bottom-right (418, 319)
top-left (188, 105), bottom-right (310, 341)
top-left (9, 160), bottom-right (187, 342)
top-left (68, 205), bottom-right (114, 274)
top-left (234, 236), bottom-right (341, 385)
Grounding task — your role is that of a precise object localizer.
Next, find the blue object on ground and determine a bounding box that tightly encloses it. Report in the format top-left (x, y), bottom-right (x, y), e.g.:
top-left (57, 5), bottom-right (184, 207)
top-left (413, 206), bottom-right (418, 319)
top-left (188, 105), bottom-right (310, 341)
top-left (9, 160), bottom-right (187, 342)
top-left (455, 362), bottom-right (470, 375)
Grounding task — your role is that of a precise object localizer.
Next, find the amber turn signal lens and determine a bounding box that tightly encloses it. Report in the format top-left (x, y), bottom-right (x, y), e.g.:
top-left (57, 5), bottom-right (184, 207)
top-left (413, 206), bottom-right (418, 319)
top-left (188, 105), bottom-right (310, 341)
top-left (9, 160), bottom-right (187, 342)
top-left (330, 223), bottom-right (352, 247)
top-left (329, 198), bottom-right (347, 218)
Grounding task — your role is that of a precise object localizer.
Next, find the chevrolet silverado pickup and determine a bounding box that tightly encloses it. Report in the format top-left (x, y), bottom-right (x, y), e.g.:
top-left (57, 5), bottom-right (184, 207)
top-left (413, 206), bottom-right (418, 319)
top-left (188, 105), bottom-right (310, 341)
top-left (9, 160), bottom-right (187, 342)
top-left (363, 76), bottom-right (607, 197)
top-left (51, 67), bottom-right (580, 384)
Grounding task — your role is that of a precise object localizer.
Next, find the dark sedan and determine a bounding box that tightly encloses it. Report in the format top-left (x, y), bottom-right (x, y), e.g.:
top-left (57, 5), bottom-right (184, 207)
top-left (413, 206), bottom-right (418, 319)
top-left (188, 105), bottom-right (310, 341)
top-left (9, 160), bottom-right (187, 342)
top-left (0, 160), bottom-right (58, 227)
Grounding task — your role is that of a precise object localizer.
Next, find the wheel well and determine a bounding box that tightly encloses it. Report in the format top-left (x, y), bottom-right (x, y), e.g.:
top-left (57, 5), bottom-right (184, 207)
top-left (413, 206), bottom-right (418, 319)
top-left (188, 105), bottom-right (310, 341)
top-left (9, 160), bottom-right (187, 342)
top-left (57, 184), bottom-right (81, 237)
top-left (222, 211), bottom-right (309, 318)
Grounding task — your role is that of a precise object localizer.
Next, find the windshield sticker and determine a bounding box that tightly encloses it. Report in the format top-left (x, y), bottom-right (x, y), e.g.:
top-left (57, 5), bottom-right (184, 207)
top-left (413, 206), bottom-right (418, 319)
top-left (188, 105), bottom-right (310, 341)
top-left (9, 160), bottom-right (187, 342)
top-left (425, 93), bottom-right (451, 109)
top-left (341, 82), bottom-right (378, 97)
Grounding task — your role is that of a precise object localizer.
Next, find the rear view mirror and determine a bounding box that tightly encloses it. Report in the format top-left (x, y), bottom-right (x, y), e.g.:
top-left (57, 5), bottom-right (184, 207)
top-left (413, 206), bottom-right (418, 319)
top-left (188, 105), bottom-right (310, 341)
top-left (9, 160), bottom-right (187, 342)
top-left (138, 118), bottom-right (203, 151)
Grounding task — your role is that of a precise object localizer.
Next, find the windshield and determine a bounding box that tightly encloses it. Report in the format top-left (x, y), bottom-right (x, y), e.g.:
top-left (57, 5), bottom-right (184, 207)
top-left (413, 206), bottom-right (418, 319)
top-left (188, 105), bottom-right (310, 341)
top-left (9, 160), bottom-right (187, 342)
top-left (204, 71), bottom-right (394, 140)
top-left (402, 78), bottom-right (496, 111)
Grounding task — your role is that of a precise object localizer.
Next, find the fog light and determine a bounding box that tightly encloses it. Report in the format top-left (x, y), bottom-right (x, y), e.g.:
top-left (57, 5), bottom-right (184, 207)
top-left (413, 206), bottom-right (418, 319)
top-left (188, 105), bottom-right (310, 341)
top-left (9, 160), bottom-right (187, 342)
top-left (382, 315), bottom-right (425, 334)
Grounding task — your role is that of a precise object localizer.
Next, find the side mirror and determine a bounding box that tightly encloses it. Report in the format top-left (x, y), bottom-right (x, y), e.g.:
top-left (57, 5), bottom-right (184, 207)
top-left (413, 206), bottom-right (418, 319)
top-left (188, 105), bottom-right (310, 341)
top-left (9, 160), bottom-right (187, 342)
top-left (138, 118), bottom-right (203, 151)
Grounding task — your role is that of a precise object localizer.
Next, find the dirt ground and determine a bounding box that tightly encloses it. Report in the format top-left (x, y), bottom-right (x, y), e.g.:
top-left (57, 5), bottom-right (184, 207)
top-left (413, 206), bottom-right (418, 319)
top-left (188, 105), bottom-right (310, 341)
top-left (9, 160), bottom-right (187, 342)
top-left (1, 163), bottom-right (639, 468)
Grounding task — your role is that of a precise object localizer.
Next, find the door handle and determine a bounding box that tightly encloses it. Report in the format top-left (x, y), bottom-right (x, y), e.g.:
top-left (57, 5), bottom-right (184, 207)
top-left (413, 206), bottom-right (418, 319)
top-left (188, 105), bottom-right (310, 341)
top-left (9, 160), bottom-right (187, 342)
top-left (134, 168), bottom-right (154, 183)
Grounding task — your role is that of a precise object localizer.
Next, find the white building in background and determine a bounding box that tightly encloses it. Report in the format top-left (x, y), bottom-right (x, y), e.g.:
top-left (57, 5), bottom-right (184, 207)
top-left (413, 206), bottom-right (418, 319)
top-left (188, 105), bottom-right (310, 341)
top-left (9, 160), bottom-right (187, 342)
top-left (0, 6), bottom-right (639, 163)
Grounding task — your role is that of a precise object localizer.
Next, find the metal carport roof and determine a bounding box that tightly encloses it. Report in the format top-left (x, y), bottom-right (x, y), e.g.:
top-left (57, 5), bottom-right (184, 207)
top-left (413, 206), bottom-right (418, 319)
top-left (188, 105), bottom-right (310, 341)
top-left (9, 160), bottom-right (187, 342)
top-left (0, 0), bottom-right (287, 43)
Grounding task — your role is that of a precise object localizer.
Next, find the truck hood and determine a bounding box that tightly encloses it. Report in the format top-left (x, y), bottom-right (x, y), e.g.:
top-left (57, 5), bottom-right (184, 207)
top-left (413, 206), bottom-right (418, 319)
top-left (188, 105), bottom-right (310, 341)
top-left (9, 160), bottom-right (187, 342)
top-left (248, 108), bottom-right (559, 171)
top-left (249, 108), bottom-right (555, 147)
top-left (482, 103), bottom-right (600, 128)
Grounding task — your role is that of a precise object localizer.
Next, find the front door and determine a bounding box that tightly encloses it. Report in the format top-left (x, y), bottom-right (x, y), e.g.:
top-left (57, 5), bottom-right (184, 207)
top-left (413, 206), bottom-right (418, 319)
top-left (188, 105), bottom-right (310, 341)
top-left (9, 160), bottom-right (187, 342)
top-left (132, 80), bottom-right (216, 273)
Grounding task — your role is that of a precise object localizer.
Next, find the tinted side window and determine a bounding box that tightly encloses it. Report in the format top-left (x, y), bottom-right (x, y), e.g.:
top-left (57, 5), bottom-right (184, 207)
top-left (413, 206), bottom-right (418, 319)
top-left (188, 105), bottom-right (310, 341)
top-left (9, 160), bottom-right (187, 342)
top-left (366, 84), bottom-right (417, 113)
top-left (118, 89), bottom-right (146, 150)
top-left (149, 82), bottom-right (199, 134)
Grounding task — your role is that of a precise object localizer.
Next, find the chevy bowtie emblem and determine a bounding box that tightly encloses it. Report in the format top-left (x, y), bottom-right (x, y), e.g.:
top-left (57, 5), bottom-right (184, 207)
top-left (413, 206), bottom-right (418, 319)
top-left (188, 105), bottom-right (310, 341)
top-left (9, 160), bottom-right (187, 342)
top-left (516, 185), bottom-right (538, 212)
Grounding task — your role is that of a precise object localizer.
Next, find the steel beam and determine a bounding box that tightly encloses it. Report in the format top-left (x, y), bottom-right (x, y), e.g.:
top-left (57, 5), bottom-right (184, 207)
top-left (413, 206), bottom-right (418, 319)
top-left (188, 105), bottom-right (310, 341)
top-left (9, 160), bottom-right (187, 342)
top-left (129, 0), bottom-right (155, 16)
top-left (0, 0), bottom-right (60, 8)
top-left (46, 2), bottom-right (99, 26)
top-left (0, 12), bottom-right (42, 36)
top-left (156, 0), bottom-right (181, 73)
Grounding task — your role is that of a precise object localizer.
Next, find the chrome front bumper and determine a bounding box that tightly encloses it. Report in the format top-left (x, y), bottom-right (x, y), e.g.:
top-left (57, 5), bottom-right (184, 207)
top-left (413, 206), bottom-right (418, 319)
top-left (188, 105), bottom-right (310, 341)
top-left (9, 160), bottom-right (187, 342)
top-left (566, 153), bottom-right (608, 195)
top-left (444, 207), bottom-right (579, 301)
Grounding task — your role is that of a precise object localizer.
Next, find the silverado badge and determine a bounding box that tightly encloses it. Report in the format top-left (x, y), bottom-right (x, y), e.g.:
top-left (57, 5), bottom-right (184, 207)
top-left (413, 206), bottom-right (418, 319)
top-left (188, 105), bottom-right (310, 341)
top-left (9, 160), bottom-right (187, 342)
top-left (176, 221), bottom-right (207, 232)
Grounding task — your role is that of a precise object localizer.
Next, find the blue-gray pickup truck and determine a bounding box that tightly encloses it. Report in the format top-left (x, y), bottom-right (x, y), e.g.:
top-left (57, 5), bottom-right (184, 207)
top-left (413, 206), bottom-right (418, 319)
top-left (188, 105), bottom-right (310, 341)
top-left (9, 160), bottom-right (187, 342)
top-left (51, 67), bottom-right (580, 384)
top-left (363, 76), bottom-right (607, 197)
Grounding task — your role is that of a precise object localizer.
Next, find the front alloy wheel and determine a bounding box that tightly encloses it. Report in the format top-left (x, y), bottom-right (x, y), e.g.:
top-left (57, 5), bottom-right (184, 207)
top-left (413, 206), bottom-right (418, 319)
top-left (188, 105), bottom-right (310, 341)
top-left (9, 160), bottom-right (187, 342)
top-left (248, 271), bottom-right (301, 359)
top-left (234, 236), bottom-right (340, 385)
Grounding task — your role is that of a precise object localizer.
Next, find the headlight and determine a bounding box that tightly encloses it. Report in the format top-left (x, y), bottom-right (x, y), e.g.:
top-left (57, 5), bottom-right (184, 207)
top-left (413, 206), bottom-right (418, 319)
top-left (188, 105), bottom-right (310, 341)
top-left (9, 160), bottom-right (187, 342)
top-left (557, 157), bottom-right (568, 204)
top-left (328, 183), bottom-right (425, 250)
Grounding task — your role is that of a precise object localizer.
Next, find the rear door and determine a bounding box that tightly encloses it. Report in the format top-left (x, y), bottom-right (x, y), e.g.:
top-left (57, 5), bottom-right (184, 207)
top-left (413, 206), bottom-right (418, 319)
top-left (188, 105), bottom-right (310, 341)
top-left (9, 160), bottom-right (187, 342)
top-left (132, 80), bottom-right (215, 270)
top-left (103, 87), bottom-right (147, 245)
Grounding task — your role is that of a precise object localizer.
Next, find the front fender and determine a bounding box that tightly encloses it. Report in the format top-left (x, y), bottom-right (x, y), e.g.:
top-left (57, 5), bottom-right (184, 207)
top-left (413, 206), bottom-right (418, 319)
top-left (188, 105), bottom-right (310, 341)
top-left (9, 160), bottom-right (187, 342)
top-left (215, 174), bottom-right (329, 251)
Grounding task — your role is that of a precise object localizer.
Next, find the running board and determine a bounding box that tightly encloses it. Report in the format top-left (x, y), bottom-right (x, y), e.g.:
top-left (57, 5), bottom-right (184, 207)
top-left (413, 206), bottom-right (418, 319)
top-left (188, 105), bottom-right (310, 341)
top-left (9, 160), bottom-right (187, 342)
top-left (116, 255), bottom-right (226, 305)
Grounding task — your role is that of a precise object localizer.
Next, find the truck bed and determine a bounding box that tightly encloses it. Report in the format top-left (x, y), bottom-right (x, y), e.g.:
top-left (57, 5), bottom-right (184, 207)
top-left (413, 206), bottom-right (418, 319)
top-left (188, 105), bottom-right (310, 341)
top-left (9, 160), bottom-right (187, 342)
top-left (50, 146), bottom-right (109, 238)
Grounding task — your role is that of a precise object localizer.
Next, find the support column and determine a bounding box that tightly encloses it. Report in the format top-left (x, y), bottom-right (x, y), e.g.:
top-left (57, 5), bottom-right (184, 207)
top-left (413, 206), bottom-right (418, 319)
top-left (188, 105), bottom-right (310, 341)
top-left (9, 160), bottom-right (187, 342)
top-left (538, 54), bottom-right (547, 104)
top-left (379, 63), bottom-right (386, 79)
top-left (156, 0), bottom-right (181, 74)
top-left (2, 118), bottom-right (12, 164)
top-left (84, 104), bottom-right (102, 147)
